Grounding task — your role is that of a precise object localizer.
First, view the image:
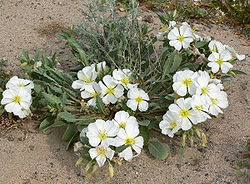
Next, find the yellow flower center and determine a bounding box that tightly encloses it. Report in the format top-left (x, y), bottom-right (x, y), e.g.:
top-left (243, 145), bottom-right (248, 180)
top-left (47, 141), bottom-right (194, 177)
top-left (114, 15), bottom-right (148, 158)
top-left (92, 92), bottom-right (100, 99)
top-left (161, 25), bottom-right (167, 32)
top-left (177, 35), bottom-right (185, 42)
top-left (125, 137), bottom-right (136, 145)
top-left (97, 147), bottom-right (107, 157)
top-left (13, 96), bottom-right (21, 104)
top-left (98, 131), bottom-right (107, 141)
top-left (217, 58), bottom-right (224, 65)
top-left (195, 105), bottom-right (203, 112)
top-left (210, 98), bottom-right (218, 105)
top-left (170, 121), bottom-right (177, 129)
top-left (211, 48), bottom-right (216, 52)
top-left (18, 83), bottom-right (25, 87)
top-left (121, 77), bottom-right (130, 86)
top-left (106, 87), bottom-right (115, 95)
top-left (118, 122), bottom-right (127, 129)
top-left (179, 108), bottom-right (190, 118)
top-left (135, 96), bottom-right (143, 103)
top-left (182, 78), bottom-right (192, 87)
top-left (201, 87), bottom-right (209, 95)
top-left (82, 77), bottom-right (93, 83)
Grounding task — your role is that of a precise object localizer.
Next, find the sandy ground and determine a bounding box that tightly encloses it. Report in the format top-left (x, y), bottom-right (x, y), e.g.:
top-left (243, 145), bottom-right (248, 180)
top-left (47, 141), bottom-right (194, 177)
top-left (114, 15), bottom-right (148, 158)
top-left (0, 0), bottom-right (250, 184)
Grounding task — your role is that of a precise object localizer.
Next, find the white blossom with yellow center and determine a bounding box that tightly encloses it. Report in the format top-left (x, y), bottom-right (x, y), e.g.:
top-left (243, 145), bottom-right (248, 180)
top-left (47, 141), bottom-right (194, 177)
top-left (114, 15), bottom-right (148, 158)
top-left (127, 88), bottom-right (149, 112)
top-left (225, 45), bottom-right (245, 61)
top-left (99, 75), bottom-right (124, 104)
top-left (113, 110), bottom-right (138, 130)
top-left (169, 98), bottom-right (199, 131)
top-left (159, 111), bottom-right (182, 138)
top-left (80, 82), bottom-right (102, 107)
top-left (86, 119), bottom-right (119, 147)
top-left (191, 95), bottom-right (211, 123)
top-left (113, 69), bottom-right (136, 89)
top-left (173, 70), bottom-right (197, 96)
top-left (194, 71), bottom-right (221, 104)
top-left (208, 50), bottom-right (233, 74)
top-left (167, 25), bottom-right (194, 51)
top-left (115, 123), bottom-right (144, 161)
top-left (1, 88), bottom-right (32, 118)
top-left (208, 40), bottom-right (225, 53)
top-left (6, 76), bottom-right (34, 92)
top-left (72, 66), bottom-right (97, 91)
top-left (208, 91), bottom-right (228, 116)
top-left (157, 21), bottom-right (176, 40)
top-left (89, 144), bottom-right (115, 167)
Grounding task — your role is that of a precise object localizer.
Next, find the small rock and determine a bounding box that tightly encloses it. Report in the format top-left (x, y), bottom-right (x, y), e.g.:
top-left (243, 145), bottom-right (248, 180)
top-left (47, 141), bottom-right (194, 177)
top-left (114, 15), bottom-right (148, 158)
top-left (58, 2), bottom-right (67, 6)
top-left (205, 173), bottom-right (209, 176)
top-left (29, 145), bottom-right (35, 151)
top-left (142, 15), bottom-right (153, 23)
top-left (176, 164), bottom-right (181, 171)
top-left (8, 135), bottom-right (15, 141)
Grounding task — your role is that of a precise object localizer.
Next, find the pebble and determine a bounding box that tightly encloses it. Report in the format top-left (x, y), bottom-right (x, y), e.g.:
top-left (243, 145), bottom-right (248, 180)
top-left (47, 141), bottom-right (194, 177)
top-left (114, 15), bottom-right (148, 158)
top-left (29, 145), bottom-right (35, 151)
top-left (58, 2), bottom-right (67, 6)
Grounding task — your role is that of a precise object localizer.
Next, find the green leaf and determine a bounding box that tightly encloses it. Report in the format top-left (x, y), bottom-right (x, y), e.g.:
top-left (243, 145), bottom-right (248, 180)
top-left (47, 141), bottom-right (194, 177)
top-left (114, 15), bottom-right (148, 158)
top-left (96, 96), bottom-right (105, 113)
top-left (139, 126), bottom-right (150, 145)
top-left (62, 124), bottom-right (77, 141)
top-left (138, 120), bottom-right (150, 126)
top-left (162, 51), bottom-right (175, 79)
top-left (231, 70), bottom-right (247, 75)
top-left (179, 147), bottom-right (185, 157)
top-left (66, 132), bottom-right (78, 150)
top-left (195, 41), bottom-right (207, 48)
top-left (169, 54), bottom-right (182, 73)
top-left (39, 117), bottom-right (54, 131)
top-left (43, 120), bottom-right (67, 131)
top-left (115, 144), bottom-right (130, 153)
top-left (76, 118), bottom-right (94, 125)
top-left (148, 141), bottom-right (168, 159)
top-left (58, 111), bottom-right (77, 122)
top-left (42, 92), bottom-right (61, 105)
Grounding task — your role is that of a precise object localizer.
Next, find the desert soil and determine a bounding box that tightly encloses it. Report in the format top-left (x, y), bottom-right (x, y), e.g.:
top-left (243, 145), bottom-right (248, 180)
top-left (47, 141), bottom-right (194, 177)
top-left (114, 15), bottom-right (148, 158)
top-left (0, 0), bottom-right (249, 184)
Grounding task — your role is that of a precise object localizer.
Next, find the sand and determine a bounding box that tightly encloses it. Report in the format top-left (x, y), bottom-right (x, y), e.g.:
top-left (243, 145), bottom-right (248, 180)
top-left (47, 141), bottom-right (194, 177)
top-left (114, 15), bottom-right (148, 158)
top-left (0, 0), bottom-right (249, 183)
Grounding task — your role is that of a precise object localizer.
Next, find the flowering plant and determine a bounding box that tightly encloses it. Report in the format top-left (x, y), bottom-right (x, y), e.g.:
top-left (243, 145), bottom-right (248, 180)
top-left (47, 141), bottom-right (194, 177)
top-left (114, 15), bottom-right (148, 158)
top-left (1, 0), bottom-right (246, 178)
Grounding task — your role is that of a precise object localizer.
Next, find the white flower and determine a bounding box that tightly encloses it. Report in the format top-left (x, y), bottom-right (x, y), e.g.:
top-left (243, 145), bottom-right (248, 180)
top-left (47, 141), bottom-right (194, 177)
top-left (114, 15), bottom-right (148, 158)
top-left (113, 110), bottom-right (138, 129)
top-left (127, 88), bottom-right (149, 112)
top-left (208, 50), bottom-right (233, 73)
top-left (115, 123), bottom-right (144, 161)
top-left (157, 21), bottom-right (176, 40)
top-left (6, 76), bottom-right (34, 92)
top-left (81, 82), bottom-right (102, 107)
top-left (194, 71), bottom-right (221, 104)
top-left (72, 66), bottom-right (97, 91)
top-left (99, 75), bottom-right (124, 104)
top-left (159, 111), bottom-right (181, 138)
top-left (91, 61), bottom-right (107, 73)
top-left (225, 45), bottom-right (245, 61)
top-left (80, 127), bottom-right (88, 138)
top-left (209, 78), bottom-right (224, 90)
top-left (191, 95), bottom-right (211, 123)
top-left (173, 70), bottom-right (198, 96)
top-left (1, 88), bottom-right (32, 118)
top-left (35, 61), bottom-right (42, 68)
top-left (89, 144), bottom-right (115, 167)
top-left (208, 40), bottom-right (225, 53)
top-left (208, 91), bottom-right (228, 116)
top-left (168, 25), bottom-right (194, 51)
top-left (169, 98), bottom-right (199, 130)
top-left (113, 69), bottom-right (136, 89)
top-left (86, 119), bottom-right (119, 147)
